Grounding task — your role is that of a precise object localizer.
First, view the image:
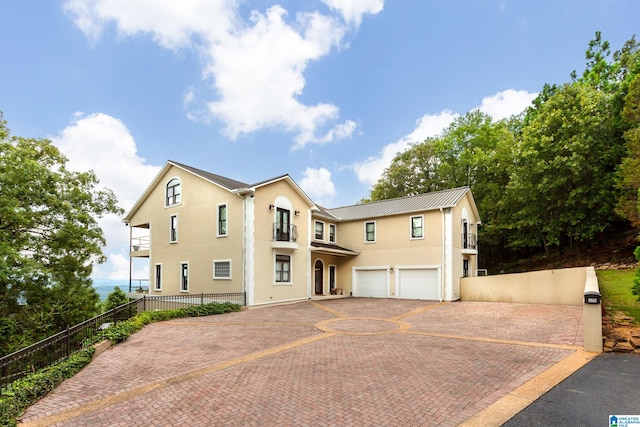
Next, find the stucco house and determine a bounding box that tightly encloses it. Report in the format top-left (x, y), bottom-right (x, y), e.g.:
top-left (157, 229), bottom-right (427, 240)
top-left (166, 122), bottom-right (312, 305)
top-left (123, 160), bottom-right (481, 306)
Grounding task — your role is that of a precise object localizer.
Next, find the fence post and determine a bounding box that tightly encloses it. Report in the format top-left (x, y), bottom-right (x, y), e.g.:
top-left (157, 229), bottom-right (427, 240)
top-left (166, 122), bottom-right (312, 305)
top-left (66, 326), bottom-right (70, 357)
top-left (201, 293), bottom-right (204, 306)
top-left (143, 295), bottom-right (146, 312)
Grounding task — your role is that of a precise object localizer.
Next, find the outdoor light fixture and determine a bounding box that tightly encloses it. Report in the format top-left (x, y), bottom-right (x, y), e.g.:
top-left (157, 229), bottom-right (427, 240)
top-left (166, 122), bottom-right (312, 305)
top-left (269, 204), bottom-right (274, 210)
top-left (294, 210), bottom-right (300, 216)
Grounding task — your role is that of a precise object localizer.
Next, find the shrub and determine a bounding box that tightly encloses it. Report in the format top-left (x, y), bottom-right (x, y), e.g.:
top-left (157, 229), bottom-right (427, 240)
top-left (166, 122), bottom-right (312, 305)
top-left (0, 348), bottom-right (95, 427)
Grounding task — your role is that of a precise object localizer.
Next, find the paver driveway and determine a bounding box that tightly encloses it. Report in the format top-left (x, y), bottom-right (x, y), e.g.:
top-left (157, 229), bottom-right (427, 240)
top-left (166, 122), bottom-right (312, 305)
top-left (20, 299), bottom-right (594, 426)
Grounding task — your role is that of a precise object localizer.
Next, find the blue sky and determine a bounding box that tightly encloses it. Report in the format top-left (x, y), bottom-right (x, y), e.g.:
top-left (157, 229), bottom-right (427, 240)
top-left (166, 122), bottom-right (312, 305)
top-left (1, 0), bottom-right (638, 280)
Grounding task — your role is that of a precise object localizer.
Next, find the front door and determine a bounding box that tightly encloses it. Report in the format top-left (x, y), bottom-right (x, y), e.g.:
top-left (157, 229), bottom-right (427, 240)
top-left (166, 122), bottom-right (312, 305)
top-left (314, 260), bottom-right (323, 295)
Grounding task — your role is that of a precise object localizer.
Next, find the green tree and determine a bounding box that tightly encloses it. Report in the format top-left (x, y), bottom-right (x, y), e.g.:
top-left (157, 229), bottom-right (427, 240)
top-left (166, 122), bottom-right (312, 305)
top-left (369, 111), bottom-right (519, 264)
top-left (616, 74), bottom-right (640, 227)
top-left (0, 113), bottom-right (123, 353)
top-left (505, 83), bottom-right (623, 253)
top-left (102, 286), bottom-right (129, 312)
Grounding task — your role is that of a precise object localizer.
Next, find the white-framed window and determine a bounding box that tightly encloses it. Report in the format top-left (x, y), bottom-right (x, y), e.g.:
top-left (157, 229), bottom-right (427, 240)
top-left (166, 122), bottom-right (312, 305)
top-left (329, 224), bottom-right (336, 243)
top-left (314, 221), bottom-right (324, 240)
top-left (364, 221), bottom-right (376, 243)
top-left (217, 203), bottom-right (227, 237)
top-left (154, 264), bottom-right (162, 291)
top-left (410, 215), bottom-right (424, 239)
top-left (213, 260), bottom-right (232, 280)
top-left (180, 262), bottom-right (189, 292)
top-left (329, 265), bottom-right (336, 291)
top-left (275, 254), bottom-right (291, 284)
top-left (166, 178), bottom-right (181, 206)
top-left (169, 214), bottom-right (178, 243)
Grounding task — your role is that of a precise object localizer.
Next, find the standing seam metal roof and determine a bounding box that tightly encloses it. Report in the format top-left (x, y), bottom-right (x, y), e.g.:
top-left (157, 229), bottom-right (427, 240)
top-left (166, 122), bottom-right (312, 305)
top-left (326, 187), bottom-right (470, 221)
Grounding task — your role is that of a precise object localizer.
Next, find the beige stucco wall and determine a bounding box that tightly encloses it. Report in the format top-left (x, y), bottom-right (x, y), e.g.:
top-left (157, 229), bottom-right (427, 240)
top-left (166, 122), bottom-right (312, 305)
top-left (460, 267), bottom-right (586, 305)
top-left (333, 210), bottom-right (444, 297)
top-left (128, 165), bottom-right (245, 295)
top-left (250, 179), bottom-right (311, 305)
top-left (583, 267), bottom-right (603, 352)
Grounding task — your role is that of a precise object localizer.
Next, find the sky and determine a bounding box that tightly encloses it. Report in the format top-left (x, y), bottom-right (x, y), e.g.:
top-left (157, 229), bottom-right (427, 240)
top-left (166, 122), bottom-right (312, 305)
top-left (1, 0), bottom-right (639, 281)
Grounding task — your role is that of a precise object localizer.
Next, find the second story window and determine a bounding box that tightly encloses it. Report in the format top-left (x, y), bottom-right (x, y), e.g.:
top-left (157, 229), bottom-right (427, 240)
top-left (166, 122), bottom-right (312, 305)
top-left (166, 178), bottom-right (181, 206)
top-left (365, 221), bottom-right (376, 243)
top-left (411, 215), bottom-right (424, 239)
top-left (275, 208), bottom-right (291, 241)
top-left (329, 224), bottom-right (336, 243)
top-left (218, 204), bottom-right (227, 236)
top-left (169, 214), bottom-right (178, 243)
top-left (315, 221), bottom-right (324, 240)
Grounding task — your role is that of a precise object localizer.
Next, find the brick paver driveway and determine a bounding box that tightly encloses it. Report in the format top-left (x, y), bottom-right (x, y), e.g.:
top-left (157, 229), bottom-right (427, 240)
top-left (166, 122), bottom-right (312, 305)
top-left (20, 299), bottom-right (594, 427)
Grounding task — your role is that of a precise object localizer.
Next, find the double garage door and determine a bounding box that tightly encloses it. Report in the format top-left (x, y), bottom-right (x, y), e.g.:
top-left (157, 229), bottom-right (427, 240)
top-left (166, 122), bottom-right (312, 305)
top-left (355, 268), bottom-right (438, 300)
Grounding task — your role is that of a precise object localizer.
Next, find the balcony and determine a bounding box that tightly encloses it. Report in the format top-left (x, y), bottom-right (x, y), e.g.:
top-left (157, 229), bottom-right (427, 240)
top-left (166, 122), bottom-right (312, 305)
top-left (130, 235), bottom-right (150, 257)
top-left (272, 223), bottom-right (298, 250)
top-left (462, 233), bottom-right (477, 254)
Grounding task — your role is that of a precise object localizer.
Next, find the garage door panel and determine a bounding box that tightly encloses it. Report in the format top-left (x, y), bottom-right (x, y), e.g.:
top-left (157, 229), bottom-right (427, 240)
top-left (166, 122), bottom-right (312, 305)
top-left (399, 269), bottom-right (438, 300)
top-left (356, 269), bottom-right (387, 298)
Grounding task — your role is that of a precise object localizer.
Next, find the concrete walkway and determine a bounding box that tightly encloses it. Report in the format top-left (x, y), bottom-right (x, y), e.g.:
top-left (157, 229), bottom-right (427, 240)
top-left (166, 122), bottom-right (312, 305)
top-left (19, 299), bottom-right (594, 426)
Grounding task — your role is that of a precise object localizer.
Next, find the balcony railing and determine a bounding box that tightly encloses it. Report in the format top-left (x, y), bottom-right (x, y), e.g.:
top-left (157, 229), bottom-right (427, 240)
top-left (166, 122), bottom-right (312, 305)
top-left (273, 223), bottom-right (298, 242)
top-left (131, 235), bottom-right (150, 251)
top-left (462, 233), bottom-right (477, 250)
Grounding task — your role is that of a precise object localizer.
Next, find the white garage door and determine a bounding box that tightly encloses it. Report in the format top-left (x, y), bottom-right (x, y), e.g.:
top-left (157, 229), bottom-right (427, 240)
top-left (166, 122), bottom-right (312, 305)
top-left (355, 269), bottom-right (387, 297)
top-left (398, 269), bottom-right (438, 300)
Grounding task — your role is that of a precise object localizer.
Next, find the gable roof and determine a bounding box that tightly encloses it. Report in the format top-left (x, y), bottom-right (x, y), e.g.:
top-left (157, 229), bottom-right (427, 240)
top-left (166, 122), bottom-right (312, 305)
top-left (326, 187), bottom-right (475, 221)
top-left (124, 161), bottom-right (317, 222)
top-left (169, 160), bottom-right (249, 190)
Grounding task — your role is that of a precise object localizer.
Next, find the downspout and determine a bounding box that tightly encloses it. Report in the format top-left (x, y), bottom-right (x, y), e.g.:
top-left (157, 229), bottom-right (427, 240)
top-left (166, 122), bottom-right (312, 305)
top-left (127, 222), bottom-right (132, 293)
top-left (241, 194), bottom-right (246, 304)
top-left (232, 188), bottom-right (252, 306)
top-left (440, 208), bottom-right (445, 302)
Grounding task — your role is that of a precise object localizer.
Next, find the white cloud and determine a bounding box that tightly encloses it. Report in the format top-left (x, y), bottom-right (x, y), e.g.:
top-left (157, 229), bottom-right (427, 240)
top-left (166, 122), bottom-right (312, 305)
top-left (353, 110), bottom-right (458, 186)
top-left (477, 89), bottom-right (537, 120)
top-left (206, 6), bottom-right (348, 146)
top-left (299, 167), bottom-right (336, 205)
top-left (352, 89), bottom-right (538, 187)
top-left (322, 0), bottom-right (384, 26)
top-left (51, 112), bottom-right (162, 279)
top-left (64, 0), bottom-right (375, 147)
top-left (64, 0), bottom-right (237, 49)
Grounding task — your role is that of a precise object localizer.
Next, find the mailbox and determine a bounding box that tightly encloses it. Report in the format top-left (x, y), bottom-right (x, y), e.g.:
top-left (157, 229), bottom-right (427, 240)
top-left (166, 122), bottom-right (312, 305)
top-left (583, 291), bottom-right (601, 305)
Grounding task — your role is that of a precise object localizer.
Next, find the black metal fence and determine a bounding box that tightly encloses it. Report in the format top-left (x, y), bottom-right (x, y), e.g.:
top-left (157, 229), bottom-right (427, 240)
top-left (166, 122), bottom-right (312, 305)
top-left (0, 292), bottom-right (245, 391)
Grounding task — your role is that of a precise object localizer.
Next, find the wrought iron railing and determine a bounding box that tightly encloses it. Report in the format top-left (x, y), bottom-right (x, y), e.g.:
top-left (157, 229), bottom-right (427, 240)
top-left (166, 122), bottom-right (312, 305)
top-left (462, 233), bottom-right (477, 250)
top-left (0, 292), bottom-right (245, 390)
top-left (273, 223), bottom-right (298, 242)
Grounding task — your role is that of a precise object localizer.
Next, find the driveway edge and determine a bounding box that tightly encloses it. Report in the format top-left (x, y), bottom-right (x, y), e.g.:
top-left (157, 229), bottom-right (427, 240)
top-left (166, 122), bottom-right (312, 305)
top-left (459, 350), bottom-right (597, 427)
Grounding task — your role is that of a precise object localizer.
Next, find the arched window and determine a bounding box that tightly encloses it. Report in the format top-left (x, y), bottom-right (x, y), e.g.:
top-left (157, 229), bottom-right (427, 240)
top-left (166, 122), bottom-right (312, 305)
top-left (166, 178), bottom-right (181, 206)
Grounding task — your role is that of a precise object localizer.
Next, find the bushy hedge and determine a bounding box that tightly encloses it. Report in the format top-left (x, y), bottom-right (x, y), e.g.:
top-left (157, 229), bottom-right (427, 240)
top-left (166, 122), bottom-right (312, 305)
top-left (0, 348), bottom-right (95, 427)
top-left (0, 302), bottom-right (241, 426)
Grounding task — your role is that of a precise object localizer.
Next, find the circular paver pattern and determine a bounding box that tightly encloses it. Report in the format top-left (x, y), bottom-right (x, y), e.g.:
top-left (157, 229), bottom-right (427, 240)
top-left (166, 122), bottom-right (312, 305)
top-left (315, 316), bottom-right (411, 335)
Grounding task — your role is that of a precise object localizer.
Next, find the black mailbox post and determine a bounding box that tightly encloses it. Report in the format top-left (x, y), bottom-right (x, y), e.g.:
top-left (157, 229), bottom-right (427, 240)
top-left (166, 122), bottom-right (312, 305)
top-left (584, 291), bottom-right (601, 305)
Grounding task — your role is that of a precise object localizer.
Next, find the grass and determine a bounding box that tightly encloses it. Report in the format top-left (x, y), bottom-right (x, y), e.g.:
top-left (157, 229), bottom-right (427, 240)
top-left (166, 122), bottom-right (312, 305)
top-left (596, 268), bottom-right (640, 324)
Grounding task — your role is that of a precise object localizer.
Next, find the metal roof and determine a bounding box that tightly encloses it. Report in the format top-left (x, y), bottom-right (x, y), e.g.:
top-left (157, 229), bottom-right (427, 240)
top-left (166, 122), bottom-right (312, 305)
top-left (327, 187), bottom-right (471, 221)
top-left (169, 160), bottom-right (249, 191)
